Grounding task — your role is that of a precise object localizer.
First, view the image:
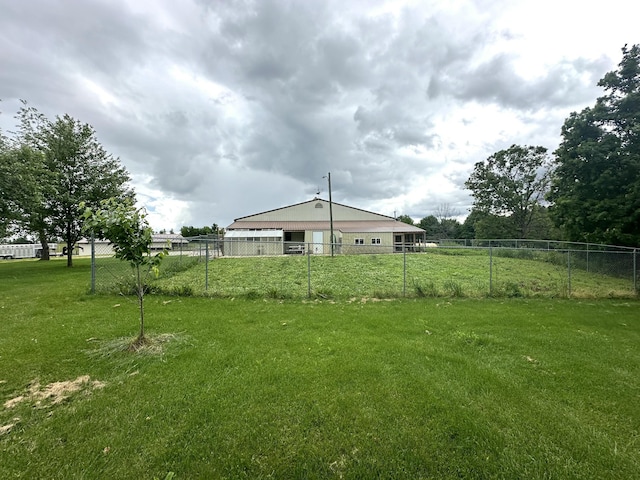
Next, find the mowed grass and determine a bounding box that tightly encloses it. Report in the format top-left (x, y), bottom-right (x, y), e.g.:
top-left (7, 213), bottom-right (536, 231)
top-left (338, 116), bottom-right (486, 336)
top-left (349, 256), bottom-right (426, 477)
top-left (1, 259), bottom-right (640, 479)
top-left (148, 249), bottom-right (637, 299)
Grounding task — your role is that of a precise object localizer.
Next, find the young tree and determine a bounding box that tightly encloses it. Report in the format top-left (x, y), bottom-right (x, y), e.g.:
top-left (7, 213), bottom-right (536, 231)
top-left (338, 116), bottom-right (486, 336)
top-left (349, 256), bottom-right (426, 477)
top-left (16, 103), bottom-right (133, 265)
top-left (465, 145), bottom-right (552, 238)
top-left (82, 198), bottom-right (166, 348)
top-left (549, 44), bottom-right (640, 246)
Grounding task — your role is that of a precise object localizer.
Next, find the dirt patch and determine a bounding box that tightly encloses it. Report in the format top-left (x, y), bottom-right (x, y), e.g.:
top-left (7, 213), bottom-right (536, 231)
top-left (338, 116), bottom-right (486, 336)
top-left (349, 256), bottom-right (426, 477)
top-left (3, 375), bottom-right (105, 409)
top-left (3, 396), bottom-right (25, 409)
top-left (0, 423), bottom-right (15, 435)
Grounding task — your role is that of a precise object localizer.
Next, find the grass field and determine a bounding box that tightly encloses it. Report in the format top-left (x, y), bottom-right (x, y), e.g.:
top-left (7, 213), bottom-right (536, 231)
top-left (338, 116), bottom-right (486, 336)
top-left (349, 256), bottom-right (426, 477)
top-left (132, 248), bottom-right (637, 300)
top-left (1, 258), bottom-right (640, 479)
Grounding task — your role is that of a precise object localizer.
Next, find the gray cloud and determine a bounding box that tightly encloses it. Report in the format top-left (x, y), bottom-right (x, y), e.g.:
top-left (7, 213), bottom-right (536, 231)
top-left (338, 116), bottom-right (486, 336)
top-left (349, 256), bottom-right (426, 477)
top-left (0, 0), bottom-right (634, 229)
top-left (443, 53), bottom-right (610, 109)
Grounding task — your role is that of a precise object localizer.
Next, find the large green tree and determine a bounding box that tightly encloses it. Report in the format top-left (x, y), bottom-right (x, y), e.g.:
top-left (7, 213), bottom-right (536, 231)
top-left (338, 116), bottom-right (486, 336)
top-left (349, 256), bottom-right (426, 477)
top-left (549, 44), bottom-right (640, 247)
top-left (0, 133), bottom-right (13, 238)
top-left (465, 145), bottom-right (553, 238)
top-left (462, 206), bottom-right (560, 241)
top-left (15, 103), bottom-right (133, 265)
top-left (0, 143), bottom-right (50, 244)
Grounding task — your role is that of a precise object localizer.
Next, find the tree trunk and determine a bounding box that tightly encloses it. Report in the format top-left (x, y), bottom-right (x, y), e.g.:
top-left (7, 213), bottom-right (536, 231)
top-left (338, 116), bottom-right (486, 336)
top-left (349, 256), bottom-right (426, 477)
top-left (66, 224), bottom-right (73, 267)
top-left (136, 265), bottom-right (145, 343)
top-left (38, 230), bottom-right (50, 261)
top-left (66, 240), bottom-right (73, 267)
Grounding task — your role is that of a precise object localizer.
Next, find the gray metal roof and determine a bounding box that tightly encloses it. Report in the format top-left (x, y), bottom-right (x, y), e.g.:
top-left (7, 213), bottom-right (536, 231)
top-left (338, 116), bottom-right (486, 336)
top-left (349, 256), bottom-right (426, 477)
top-left (152, 233), bottom-right (188, 243)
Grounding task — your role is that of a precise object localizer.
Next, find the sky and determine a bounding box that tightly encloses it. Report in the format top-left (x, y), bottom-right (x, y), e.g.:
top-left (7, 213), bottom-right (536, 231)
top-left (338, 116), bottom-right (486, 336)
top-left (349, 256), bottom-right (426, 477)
top-left (1, 0), bottom-right (638, 231)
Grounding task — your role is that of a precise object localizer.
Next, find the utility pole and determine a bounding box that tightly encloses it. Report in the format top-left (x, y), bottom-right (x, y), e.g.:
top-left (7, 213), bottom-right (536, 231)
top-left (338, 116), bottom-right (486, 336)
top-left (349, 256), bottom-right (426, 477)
top-left (325, 172), bottom-right (335, 257)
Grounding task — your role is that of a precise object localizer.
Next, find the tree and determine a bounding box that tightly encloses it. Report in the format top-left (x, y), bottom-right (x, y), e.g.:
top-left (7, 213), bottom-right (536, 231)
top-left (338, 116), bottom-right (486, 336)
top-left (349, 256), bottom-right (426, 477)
top-left (549, 45), bottom-right (640, 246)
top-left (526, 205), bottom-right (562, 240)
top-left (439, 218), bottom-right (461, 239)
top-left (180, 224), bottom-right (221, 238)
top-left (461, 206), bottom-right (559, 241)
top-left (424, 216), bottom-right (462, 239)
top-left (433, 203), bottom-right (458, 222)
top-left (456, 210), bottom-right (478, 240)
top-left (465, 145), bottom-right (552, 238)
top-left (0, 136), bottom-right (14, 238)
top-left (432, 203), bottom-right (461, 238)
top-left (16, 103), bottom-right (133, 264)
top-left (473, 213), bottom-right (517, 239)
top-left (0, 141), bottom-right (49, 242)
top-left (396, 214), bottom-right (414, 225)
top-left (82, 198), bottom-right (166, 348)
top-left (417, 215), bottom-right (439, 238)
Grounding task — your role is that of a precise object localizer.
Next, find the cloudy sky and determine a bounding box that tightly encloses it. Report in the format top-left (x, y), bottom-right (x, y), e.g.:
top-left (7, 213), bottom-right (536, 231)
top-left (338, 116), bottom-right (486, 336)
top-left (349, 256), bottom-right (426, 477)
top-left (1, 0), bottom-right (637, 231)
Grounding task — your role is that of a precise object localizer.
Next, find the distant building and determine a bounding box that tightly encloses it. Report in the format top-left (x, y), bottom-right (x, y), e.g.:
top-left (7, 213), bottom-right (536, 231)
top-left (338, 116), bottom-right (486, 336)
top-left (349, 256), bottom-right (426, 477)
top-left (224, 198), bottom-right (425, 256)
top-left (77, 233), bottom-right (188, 256)
top-left (150, 233), bottom-right (189, 252)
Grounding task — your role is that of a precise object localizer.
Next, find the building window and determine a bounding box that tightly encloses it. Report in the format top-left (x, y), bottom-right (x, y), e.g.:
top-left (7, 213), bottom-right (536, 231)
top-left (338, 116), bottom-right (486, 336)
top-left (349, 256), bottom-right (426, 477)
top-left (371, 238), bottom-right (381, 245)
top-left (355, 238), bottom-right (364, 245)
top-left (315, 202), bottom-right (323, 208)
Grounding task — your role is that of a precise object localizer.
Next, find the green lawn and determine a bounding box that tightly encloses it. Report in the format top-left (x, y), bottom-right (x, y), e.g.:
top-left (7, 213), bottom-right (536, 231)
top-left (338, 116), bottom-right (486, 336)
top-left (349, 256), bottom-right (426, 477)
top-left (1, 259), bottom-right (640, 479)
top-left (139, 249), bottom-right (636, 299)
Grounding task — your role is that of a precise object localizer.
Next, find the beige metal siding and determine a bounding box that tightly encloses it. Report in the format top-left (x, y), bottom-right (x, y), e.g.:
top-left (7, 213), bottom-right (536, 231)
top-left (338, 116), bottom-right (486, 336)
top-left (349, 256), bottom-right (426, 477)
top-left (223, 238), bottom-right (283, 256)
top-left (341, 232), bottom-right (394, 254)
top-left (238, 199), bottom-right (393, 222)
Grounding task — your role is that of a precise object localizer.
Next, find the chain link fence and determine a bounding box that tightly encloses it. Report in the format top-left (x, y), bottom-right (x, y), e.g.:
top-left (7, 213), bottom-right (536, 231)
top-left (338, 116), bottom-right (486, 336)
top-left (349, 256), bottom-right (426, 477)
top-left (88, 237), bottom-right (638, 299)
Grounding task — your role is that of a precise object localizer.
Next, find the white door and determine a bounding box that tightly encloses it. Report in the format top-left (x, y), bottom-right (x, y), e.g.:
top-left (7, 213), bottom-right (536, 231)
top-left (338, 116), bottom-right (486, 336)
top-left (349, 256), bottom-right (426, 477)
top-left (312, 231), bottom-right (323, 254)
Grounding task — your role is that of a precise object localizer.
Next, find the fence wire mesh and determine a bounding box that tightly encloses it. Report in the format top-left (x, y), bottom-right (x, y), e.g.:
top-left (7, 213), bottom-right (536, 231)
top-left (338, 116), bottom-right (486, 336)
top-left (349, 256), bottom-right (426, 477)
top-left (89, 238), bottom-right (638, 299)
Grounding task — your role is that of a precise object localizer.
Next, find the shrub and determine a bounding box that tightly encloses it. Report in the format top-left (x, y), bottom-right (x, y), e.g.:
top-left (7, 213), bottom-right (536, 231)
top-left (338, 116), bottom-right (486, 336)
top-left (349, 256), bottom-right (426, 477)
top-left (171, 284), bottom-right (195, 297)
top-left (413, 279), bottom-right (438, 297)
top-left (243, 289), bottom-right (261, 300)
top-left (443, 279), bottom-right (464, 297)
top-left (503, 281), bottom-right (524, 298)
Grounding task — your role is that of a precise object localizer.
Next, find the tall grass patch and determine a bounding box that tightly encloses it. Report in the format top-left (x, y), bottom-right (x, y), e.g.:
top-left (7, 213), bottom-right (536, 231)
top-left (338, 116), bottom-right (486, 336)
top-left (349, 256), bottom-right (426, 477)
top-left (150, 250), bottom-right (636, 299)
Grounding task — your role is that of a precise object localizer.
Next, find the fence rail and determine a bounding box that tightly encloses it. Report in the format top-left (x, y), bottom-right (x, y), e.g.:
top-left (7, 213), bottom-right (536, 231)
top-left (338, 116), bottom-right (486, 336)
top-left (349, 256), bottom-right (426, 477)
top-left (89, 238), bottom-right (638, 299)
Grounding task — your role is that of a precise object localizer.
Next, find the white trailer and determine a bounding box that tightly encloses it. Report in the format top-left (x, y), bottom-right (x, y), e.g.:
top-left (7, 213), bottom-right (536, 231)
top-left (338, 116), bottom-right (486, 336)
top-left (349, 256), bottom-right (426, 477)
top-left (0, 243), bottom-right (59, 259)
top-left (0, 244), bottom-right (37, 259)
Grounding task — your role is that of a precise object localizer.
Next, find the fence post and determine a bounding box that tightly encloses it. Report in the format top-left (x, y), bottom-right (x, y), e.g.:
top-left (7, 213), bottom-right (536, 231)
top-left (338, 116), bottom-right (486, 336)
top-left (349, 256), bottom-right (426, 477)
top-left (90, 232), bottom-right (95, 294)
top-left (634, 248), bottom-right (637, 295)
top-left (567, 250), bottom-right (572, 298)
top-left (307, 242), bottom-right (311, 298)
top-left (205, 240), bottom-right (209, 291)
top-left (489, 244), bottom-right (493, 296)
top-left (403, 242), bottom-right (407, 297)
